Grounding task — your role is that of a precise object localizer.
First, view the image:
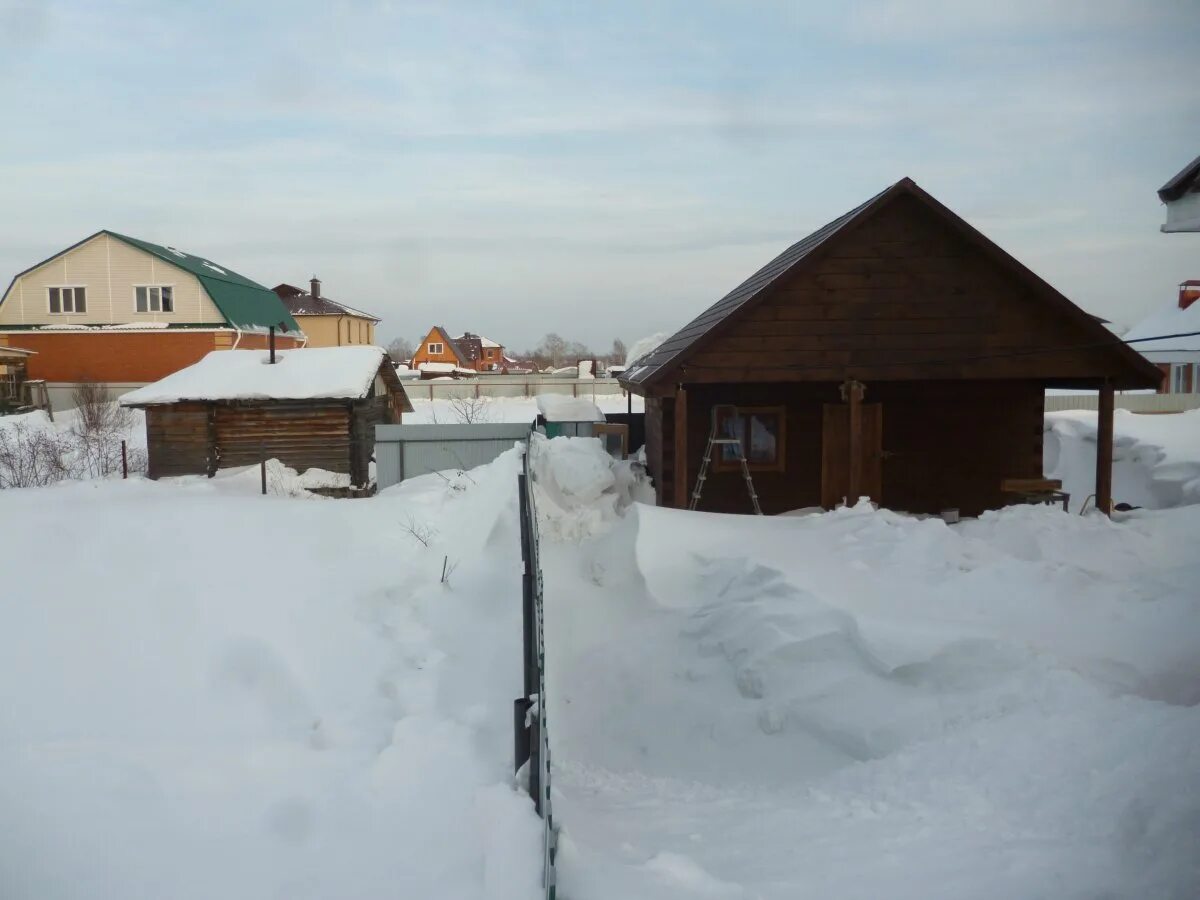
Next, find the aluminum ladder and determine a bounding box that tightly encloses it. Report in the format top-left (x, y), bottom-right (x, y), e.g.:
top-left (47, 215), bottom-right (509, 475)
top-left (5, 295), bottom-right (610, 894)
top-left (689, 404), bottom-right (763, 515)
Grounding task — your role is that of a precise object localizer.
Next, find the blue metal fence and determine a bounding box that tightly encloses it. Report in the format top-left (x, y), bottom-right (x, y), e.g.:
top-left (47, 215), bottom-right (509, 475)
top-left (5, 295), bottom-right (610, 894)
top-left (515, 443), bottom-right (557, 899)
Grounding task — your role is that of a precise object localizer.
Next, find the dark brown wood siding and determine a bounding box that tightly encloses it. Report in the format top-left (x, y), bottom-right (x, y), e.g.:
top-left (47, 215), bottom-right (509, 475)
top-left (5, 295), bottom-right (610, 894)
top-left (145, 403), bottom-right (210, 479)
top-left (672, 380), bottom-right (1043, 517)
top-left (214, 403), bottom-right (354, 474)
top-left (679, 192), bottom-right (1127, 387)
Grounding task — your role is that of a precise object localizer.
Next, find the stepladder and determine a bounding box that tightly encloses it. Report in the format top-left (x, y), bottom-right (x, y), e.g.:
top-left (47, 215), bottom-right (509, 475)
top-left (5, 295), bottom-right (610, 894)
top-left (689, 404), bottom-right (763, 515)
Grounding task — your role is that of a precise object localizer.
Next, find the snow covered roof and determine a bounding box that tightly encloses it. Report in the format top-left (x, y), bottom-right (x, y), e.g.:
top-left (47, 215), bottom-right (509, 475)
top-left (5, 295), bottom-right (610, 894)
top-left (120, 347), bottom-right (390, 405)
top-left (536, 394), bottom-right (605, 422)
top-left (1124, 300), bottom-right (1200, 363)
top-left (455, 333), bottom-right (502, 349)
top-left (273, 284), bottom-right (381, 322)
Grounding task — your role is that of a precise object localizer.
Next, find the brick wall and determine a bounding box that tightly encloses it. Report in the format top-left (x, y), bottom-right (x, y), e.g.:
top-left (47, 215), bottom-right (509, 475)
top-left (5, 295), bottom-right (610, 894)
top-left (2, 330), bottom-right (304, 383)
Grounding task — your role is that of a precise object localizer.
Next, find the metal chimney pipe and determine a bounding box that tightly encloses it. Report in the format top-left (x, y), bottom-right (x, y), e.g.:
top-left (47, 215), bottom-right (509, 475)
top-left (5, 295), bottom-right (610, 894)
top-left (269, 326), bottom-right (276, 364)
top-left (310, 276), bottom-right (321, 299)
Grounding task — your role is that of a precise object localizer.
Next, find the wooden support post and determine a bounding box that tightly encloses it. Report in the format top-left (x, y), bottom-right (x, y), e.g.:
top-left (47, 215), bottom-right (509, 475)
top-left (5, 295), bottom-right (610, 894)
top-left (845, 379), bottom-right (865, 503)
top-left (673, 386), bottom-right (688, 509)
top-left (121, 440), bottom-right (128, 479)
top-left (1096, 381), bottom-right (1115, 515)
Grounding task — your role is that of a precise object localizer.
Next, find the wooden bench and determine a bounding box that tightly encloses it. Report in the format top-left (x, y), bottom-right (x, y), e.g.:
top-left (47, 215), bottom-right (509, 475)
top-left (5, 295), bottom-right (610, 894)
top-left (1001, 478), bottom-right (1069, 512)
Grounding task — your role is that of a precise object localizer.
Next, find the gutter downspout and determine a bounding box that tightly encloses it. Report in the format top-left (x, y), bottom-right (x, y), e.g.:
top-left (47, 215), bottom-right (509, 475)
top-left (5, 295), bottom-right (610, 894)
top-left (230, 323), bottom-right (244, 351)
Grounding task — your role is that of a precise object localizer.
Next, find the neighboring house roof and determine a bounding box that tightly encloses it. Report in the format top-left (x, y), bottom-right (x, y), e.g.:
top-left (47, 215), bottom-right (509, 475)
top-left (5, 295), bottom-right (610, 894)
top-left (1123, 296), bottom-right (1200, 364)
top-left (273, 283), bottom-right (381, 322)
top-left (620, 177), bottom-right (1160, 390)
top-left (119, 346), bottom-right (411, 407)
top-left (0, 230), bottom-right (299, 333)
top-left (0, 345), bottom-right (37, 359)
top-left (1158, 153), bottom-right (1200, 203)
top-left (455, 332), bottom-right (502, 349)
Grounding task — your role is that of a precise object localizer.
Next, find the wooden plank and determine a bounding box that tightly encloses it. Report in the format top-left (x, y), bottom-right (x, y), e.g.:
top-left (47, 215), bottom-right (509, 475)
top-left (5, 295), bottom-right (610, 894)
top-left (847, 380), bottom-right (864, 502)
top-left (1096, 382), bottom-right (1114, 515)
top-left (820, 404), bottom-right (848, 509)
top-left (673, 387), bottom-right (688, 510)
top-left (862, 402), bottom-right (882, 503)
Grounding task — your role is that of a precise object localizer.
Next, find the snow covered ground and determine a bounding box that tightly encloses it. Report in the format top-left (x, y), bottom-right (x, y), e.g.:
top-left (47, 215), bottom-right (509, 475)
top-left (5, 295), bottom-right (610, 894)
top-left (0, 458), bottom-right (543, 899)
top-left (2, 404), bottom-right (1198, 899)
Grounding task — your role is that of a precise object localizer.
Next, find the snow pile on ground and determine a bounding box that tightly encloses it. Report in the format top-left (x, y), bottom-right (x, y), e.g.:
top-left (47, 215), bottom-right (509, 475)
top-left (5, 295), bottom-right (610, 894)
top-left (119, 346), bottom-right (386, 405)
top-left (544, 495), bottom-right (1200, 898)
top-left (535, 394), bottom-right (604, 422)
top-left (0, 450), bottom-right (542, 899)
top-left (527, 434), bottom-right (653, 541)
top-left (0, 407), bottom-right (147, 487)
top-left (1045, 408), bottom-right (1200, 508)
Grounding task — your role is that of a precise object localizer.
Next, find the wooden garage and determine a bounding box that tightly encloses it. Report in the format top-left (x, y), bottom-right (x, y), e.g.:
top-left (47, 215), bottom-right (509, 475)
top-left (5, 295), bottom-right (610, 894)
top-left (121, 346), bottom-right (413, 486)
top-left (619, 178), bottom-right (1162, 518)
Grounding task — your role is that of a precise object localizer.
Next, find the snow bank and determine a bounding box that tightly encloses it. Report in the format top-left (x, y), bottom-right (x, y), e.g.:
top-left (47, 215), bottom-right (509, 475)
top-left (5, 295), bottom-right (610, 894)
top-left (545, 497), bottom-right (1200, 898)
top-left (0, 448), bottom-right (543, 898)
top-left (1045, 408), bottom-right (1200, 508)
top-left (120, 347), bottom-right (386, 405)
top-left (535, 394), bottom-right (604, 422)
top-left (527, 434), bottom-right (653, 541)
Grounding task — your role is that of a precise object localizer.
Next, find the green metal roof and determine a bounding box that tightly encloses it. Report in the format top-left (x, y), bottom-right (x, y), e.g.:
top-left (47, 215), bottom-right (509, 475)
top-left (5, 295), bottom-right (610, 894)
top-left (106, 232), bottom-right (299, 332)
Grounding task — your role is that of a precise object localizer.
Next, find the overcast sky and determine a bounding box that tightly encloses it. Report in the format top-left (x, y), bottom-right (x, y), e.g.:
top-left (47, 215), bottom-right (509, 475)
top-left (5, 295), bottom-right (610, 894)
top-left (1, 0), bottom-right (1197, 351)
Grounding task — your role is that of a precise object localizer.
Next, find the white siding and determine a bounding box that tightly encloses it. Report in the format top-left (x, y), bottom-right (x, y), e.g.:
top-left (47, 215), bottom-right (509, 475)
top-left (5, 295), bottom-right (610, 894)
top-left (0, 234), bottom-right (226, 326)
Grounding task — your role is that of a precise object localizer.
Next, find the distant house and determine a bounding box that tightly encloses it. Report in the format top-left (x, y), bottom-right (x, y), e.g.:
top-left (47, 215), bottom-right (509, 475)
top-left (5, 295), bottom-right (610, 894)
top-left (411, 326), bottom-right (470, 372)
top-left (619, 177), bottom-right (1160, 518)
top-left (0, 231), bottom-right (302, 411)
top-left (454, 332), bottom-right (506, 372)
top-left (1124, 281), bottom-right (1200, 393)
top-left (120, 346), bottom-right (412, 486)
top-left (1158, 153), bottom-right (1200, 233)
top-left (273, 279), bottom-right (380, 348)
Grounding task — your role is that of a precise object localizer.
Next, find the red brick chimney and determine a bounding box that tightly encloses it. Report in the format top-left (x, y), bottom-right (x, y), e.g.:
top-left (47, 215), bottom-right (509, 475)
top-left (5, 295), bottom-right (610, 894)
top-left (1180, 280), bottom-right (1200, 310)
top-left (310, 276), bottom-right (321, 299)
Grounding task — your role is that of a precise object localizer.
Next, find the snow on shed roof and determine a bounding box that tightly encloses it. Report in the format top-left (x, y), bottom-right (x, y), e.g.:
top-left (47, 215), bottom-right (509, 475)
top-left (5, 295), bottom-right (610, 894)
top-left (536, 394), bottom-right (605, 422)
top-left (120, 347), bottom-right (388, 405)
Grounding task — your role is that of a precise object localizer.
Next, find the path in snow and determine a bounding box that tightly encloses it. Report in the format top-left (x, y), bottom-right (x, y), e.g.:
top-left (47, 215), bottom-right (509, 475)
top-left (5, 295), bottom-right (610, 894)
top-left (0, 456), bottom-right (542, 900)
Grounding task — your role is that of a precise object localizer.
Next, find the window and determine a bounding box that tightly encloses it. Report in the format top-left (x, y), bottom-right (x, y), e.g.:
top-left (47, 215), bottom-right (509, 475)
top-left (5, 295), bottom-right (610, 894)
top-left (48, 286), bottom-right (86, 314)
top-left (429, 342), bottom-right (444, 355)
top-left (486, 348), bottom-right (495, 358)
top-left (714, 406), bottom-right (785, 471)
top-left (135, 285), bottom-right (173, 313)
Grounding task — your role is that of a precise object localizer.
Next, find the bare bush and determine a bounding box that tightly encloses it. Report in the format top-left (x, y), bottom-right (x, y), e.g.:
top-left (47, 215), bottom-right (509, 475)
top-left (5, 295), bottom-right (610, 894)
top-left (67, 383), bottom-right (145, 479)
top-left (449, 395), bottom-right (492, 424)
top-left (0, 422), bottom-right (70, 488)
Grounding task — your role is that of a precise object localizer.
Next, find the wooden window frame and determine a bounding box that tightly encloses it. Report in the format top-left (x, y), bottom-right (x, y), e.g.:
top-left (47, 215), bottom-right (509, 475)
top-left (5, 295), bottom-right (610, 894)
top-left (48, 285), bottom-right (87, 314)
top-left (712, 405), bottom-right (786, 472)
top-left (134, 284), bottom-right (175, 313)
top-left (428, 341), bottom-right (444, 355)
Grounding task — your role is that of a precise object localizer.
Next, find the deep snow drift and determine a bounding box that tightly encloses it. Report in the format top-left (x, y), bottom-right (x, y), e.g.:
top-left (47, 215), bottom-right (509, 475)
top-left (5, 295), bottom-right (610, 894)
top-left (0, 455), bottom-right (542, 899)
top-left (537, 440), bottom-right (1200, 899)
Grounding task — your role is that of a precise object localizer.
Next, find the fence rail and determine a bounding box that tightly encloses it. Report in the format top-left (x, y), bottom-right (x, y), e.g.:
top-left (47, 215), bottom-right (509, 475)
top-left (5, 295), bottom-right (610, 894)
top-left (515, 443), bottom-right (557, 899)
top-left (405, 376), bottom-right (629, 402)
top-left (1045, 393), bottom-right (1200, 413)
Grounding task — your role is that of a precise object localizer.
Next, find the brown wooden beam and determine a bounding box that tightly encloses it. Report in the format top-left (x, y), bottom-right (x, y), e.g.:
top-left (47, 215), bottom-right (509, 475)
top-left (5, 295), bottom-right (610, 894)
top-left (1095, 381), bottom-right (1114, 515)
top-left (673, 386), bottom-right (688, 509)
top-left (845, 378), bottom-right (865, 502)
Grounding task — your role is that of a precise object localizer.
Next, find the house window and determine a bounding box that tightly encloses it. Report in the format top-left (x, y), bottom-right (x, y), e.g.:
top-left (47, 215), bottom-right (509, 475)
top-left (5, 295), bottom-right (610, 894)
top-left (1171, 364), bottom-right (1188, 394)
top-left (429, 342), bottom-right (444, 355)
top-left (48, 286), bottom-right (86, 314)
top-left (135, 285), bottom-right (173, 313)
top-left (486, 349), bottom-right (495, 359)
top-left (714, 406), bottom-right (785, 471)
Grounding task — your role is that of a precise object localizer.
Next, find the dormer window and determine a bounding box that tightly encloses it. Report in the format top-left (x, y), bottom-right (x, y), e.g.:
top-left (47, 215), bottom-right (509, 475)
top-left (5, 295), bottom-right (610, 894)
top-left (136, 285), bottom-right (174, 313)
top-left (48, 286), bottom-right (86, 314)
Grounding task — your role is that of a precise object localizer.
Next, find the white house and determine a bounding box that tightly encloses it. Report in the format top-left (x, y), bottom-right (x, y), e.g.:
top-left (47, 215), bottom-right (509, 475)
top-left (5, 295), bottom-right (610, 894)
top-left (1124, 281), bottom-right (1200, 393)
top-left (1158, 153), bottom-right (1200, 233)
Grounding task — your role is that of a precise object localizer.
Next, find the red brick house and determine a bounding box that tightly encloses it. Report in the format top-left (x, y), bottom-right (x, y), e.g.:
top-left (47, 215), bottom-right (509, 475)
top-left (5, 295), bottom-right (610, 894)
top-left (0, 231), bottom-right (302, 410)
top-left (1124, 280), bottom-right (1200, 394)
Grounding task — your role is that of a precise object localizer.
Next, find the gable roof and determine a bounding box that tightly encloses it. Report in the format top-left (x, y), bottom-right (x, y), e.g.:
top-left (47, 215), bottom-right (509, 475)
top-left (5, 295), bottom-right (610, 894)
top-left (0, 231), bottom-right (299, 333)
top-left (273, 283), bottom-right (381, 322)
top-left (1123, 288), bottom-right (1200, 363)
top-left (421, 325), bottom-right (469, 365)
top-left (620, 177), bottom-right (1161, 391)
top-left (1158, 153), bottom-right (1200, 203)
top-left (119, 346), bottom-right (412, 409)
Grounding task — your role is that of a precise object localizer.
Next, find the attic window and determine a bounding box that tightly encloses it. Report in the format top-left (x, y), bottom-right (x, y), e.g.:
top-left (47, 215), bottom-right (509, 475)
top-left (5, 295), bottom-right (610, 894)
top-left (136, 285), bottom-right (174, 313)
top-left (48, 286), bottom-right (86, 314)
top-left (429, 342), bottom-right (444, 355)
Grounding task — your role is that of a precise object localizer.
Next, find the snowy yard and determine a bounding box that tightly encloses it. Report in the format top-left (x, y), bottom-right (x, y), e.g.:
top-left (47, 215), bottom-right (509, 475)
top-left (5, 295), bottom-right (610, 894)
top-left (1, 404), bottom-right (1198, 899)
